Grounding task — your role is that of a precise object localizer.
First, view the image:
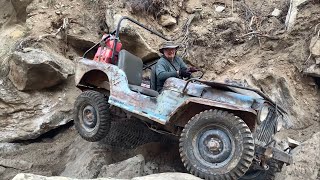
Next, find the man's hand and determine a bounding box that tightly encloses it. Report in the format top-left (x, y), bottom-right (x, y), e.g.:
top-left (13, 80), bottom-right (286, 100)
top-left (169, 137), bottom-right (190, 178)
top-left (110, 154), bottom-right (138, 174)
top-left (179, 67), bottom-right (192, 78)
top-left (188, 67), bottom-right (199, 73)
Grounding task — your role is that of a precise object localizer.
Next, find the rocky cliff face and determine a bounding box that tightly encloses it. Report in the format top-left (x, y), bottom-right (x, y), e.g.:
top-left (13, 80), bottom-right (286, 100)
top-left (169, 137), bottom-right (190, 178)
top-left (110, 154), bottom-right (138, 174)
top-left (0, 0), bottom-right (319, 180)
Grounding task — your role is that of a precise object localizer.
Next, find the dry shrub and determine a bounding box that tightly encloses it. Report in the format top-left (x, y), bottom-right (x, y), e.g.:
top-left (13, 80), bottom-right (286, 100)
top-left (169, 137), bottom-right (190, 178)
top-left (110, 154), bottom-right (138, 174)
top-left (127, 0), bottom-right (168, 17)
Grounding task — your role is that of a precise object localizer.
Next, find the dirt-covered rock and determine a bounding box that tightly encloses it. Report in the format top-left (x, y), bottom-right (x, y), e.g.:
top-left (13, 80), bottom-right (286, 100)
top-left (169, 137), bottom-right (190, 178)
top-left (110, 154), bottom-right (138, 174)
top-left (310, 36), bottom-right (320, 58)
top-left (0, 0), bottom-right (15, 27)
top-left (0, 0), bottom-right (32, 27)
top-left (159, 15), bottom-right (177, 27)
top-left (185, 0), bottom-right (202, 14)
top-left (12, 173), bottom-right (121, 180)
top-left (0, 166), bottom-right (5, 175)
top-left (277, 132), bottom-right (320, 180)
top-left (0, 158), bottom-right (32, 171)
top-left (9, 48), bottom-right (74, 91)
top-left (0, 77), bottom-right (79, 142)
top-left (0, 25), bottom-right (27, 78)
top-left (104, 10), bottom-right (159, 61)
top-left (98, 155), bottom-right (145, 179)
top-left (12, 173), bottom-right (201, 180)
top-left (285, 0), bottom-right (308, 31)
top-left (304, 64), bottom-right (320, 77)
top-left (119, 30), bottom-right (159, 62)
top-left (11, 0), bottom-right (33, 23)
top-left (133, 173), bottom-right (201, 180)
top-left (60, 137), bottom-right (111, 179)
top-left (304, 35), bottom-right (320, 77)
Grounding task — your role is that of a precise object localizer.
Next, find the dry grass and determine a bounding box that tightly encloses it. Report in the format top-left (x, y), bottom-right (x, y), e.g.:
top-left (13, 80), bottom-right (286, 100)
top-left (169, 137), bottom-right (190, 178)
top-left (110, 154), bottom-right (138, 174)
top-left (47, 0), bottom-right (56, 8)
top-left (127, 0), bottom-right (168, 17)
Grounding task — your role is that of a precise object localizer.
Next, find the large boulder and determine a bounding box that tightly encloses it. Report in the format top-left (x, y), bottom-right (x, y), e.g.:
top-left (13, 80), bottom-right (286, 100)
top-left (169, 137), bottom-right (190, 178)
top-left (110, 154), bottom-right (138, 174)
top-left (133, 173), bottom-right (201, 180)
top-left (285, 0), bottom-right (308, 31)
top-left (60, 137), bottom-right (112, 179)
top-left (98, 155), bottom-right (145, 179)
top-left (0, 77), bottom-right (79, 142)
top-left (310, 36), bottom-right (320, 58)
top-left (0, 25), bottom-right (27, 77)
top-left (0, 166), bottom-right (5, 175)
top-left (104, 11), bottom-right (159, 62)
top-left (12, 173), bottom-right (201, 180)
top-left (1, 45), bottom-right (77, 143)
top-left (0, 157), bottom-right (32, 171)
top-left (0, 0), bottom-right (15, 27)
top-left (9, 48), bottom-right (74, 91)
top-left (10, 0), bottom-right (33, 23)
top-left (62, 135), bottom-right (148, 179)
top-left (277, 132), bottom-right (320, 180)
top-left (304, 36), bottom-right (320, 78)
top-left (12, 173), bottom-right (121, 180)
top-left (304, 64), bottom-right (320, 78)
top-left (159, 15), bottom-right (177, 27)
top-left (119, 30), bottom-right (159, 62)
top-left (249, 71), bottom-right (296, 127)
top-left (0, 0), bottom-right (32, 26)
top-left (185, 0), bottom-right (202, 14)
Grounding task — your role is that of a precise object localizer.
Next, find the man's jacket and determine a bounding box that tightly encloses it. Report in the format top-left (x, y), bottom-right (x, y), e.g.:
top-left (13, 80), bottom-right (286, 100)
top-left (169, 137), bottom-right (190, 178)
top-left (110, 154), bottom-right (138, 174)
top-left (155, 56), bottom-right (187, 92)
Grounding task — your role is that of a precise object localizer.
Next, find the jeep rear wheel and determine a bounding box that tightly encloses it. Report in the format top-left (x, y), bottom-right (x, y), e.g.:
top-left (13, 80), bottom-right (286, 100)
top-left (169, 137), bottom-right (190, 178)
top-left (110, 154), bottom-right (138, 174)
top-left (74, 90), bottom-right (111, 142)
top-left (179, 109), bottom-right (255, 180)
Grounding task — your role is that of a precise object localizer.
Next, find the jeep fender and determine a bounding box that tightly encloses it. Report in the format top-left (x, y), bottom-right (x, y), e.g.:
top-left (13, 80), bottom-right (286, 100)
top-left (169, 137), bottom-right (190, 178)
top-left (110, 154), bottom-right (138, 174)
top-left (169, 97), bottom-right (257, 131)
top-left (75, 58), bottom-right (130, 93)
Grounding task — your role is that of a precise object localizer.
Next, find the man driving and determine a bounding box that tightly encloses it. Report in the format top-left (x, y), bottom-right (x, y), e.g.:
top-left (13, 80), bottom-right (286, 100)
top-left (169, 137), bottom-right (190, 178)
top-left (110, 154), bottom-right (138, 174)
top-left (155, 41), bottom-right (198, 92)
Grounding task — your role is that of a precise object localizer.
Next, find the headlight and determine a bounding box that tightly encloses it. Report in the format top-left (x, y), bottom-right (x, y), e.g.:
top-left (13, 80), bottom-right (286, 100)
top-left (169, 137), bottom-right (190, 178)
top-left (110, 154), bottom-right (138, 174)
top-left (257, 105), bottom-right (270, 124)
top-left (277, 116), bottom-right (283, 132)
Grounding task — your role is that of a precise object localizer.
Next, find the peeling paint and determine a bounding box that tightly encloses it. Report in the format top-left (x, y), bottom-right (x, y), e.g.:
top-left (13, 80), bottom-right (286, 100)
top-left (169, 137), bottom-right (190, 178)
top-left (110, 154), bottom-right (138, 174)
top-left (75, 59), bottom-right (270, 126)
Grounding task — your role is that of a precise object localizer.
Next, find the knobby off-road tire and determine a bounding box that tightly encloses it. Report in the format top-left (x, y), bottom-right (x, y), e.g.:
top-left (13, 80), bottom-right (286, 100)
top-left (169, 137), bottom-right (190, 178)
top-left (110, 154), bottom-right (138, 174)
top-left (73, 90), bottom-right (111, 142)
top-left (240, 160), bottom-right (278, 180)
top-left (179, 109), bottom-right (255, 180)
top-left (100, 120), bottom-right (168, 149)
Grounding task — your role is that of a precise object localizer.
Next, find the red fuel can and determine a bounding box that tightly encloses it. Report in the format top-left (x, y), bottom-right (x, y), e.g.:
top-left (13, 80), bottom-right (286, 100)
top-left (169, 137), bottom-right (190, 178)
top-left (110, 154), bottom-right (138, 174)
top-left (94, 35), bottom-right (122, 64)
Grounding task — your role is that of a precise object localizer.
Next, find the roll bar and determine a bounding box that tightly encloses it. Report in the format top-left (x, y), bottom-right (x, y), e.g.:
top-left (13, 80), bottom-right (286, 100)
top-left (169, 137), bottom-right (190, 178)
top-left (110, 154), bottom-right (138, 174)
top-left (111, 16), bottom-right (170, 64)
top-left (83, 16), bottom-right (170, 61)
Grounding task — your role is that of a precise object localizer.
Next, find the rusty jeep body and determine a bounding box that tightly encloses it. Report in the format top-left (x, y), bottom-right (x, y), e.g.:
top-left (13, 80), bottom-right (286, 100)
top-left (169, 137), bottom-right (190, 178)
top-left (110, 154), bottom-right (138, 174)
top-left (73, 17), bottom-right (292, 180)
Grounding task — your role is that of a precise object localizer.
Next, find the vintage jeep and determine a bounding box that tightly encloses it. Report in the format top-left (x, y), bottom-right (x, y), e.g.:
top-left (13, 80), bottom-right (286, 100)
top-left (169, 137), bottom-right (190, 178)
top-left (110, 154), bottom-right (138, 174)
top-left (74, 17), bottom-right (292, 180)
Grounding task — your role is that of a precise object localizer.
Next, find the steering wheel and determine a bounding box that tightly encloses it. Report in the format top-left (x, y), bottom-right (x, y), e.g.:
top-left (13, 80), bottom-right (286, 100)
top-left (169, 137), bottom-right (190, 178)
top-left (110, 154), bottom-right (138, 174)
top-left (186, 70), bottom-right (204, 81)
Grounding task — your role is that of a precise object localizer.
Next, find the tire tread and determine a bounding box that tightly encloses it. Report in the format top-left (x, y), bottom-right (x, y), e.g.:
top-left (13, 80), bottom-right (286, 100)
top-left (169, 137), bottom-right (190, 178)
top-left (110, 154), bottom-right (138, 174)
top-left (179, 109), bottom-right (255, 180)
top-left (74, 90), bottom-right (111, 142)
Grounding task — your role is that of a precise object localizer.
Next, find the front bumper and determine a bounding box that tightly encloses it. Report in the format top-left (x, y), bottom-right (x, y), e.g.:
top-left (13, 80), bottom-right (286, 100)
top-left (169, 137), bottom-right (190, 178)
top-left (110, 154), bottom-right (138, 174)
top-left (255, 145), bottom-right (293, 165)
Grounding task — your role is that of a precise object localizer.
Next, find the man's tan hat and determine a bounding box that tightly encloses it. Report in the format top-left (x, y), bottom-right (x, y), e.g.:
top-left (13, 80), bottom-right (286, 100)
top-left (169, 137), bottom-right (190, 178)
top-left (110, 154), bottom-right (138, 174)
top-left (159, 41), bottom-right (179, 53)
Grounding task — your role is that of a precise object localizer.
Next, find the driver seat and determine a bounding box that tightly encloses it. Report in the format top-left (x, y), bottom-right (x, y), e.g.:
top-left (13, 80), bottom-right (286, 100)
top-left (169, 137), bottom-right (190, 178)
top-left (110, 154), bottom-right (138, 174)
top-left (118, 50), bottom-right (159, 97)
top-left (150, 65), bottom-right (157, 91)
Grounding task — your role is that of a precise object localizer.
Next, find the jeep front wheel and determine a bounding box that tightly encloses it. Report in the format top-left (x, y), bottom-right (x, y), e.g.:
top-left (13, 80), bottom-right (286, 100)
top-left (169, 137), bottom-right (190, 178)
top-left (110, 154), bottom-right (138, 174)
top-left (240, 159), bottom-right (279, 180)
top-left (73, 90), bottom-right (111, 142)
top-left (179, 109), bottom-right (255, 180)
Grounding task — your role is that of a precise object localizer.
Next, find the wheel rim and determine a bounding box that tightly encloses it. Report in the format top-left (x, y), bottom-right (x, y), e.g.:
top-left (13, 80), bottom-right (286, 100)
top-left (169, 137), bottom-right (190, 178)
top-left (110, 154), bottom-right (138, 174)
top-left (193, 125), bottom-right (235, 168)
top-left (79, 104), bottom-right (98, 132)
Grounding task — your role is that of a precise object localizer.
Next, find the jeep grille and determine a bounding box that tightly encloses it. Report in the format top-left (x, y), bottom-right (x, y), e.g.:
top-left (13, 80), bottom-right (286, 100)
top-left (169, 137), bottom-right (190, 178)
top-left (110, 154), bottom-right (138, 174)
top-left (255, 107), bottom-right (278, 145)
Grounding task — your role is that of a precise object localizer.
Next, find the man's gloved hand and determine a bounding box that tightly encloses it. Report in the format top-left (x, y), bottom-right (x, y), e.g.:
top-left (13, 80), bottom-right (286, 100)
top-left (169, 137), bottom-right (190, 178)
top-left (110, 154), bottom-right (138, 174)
top-left (179, 67), bottom-right (192, 78)
top-left (188, 67), bottom-right (199, 73)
